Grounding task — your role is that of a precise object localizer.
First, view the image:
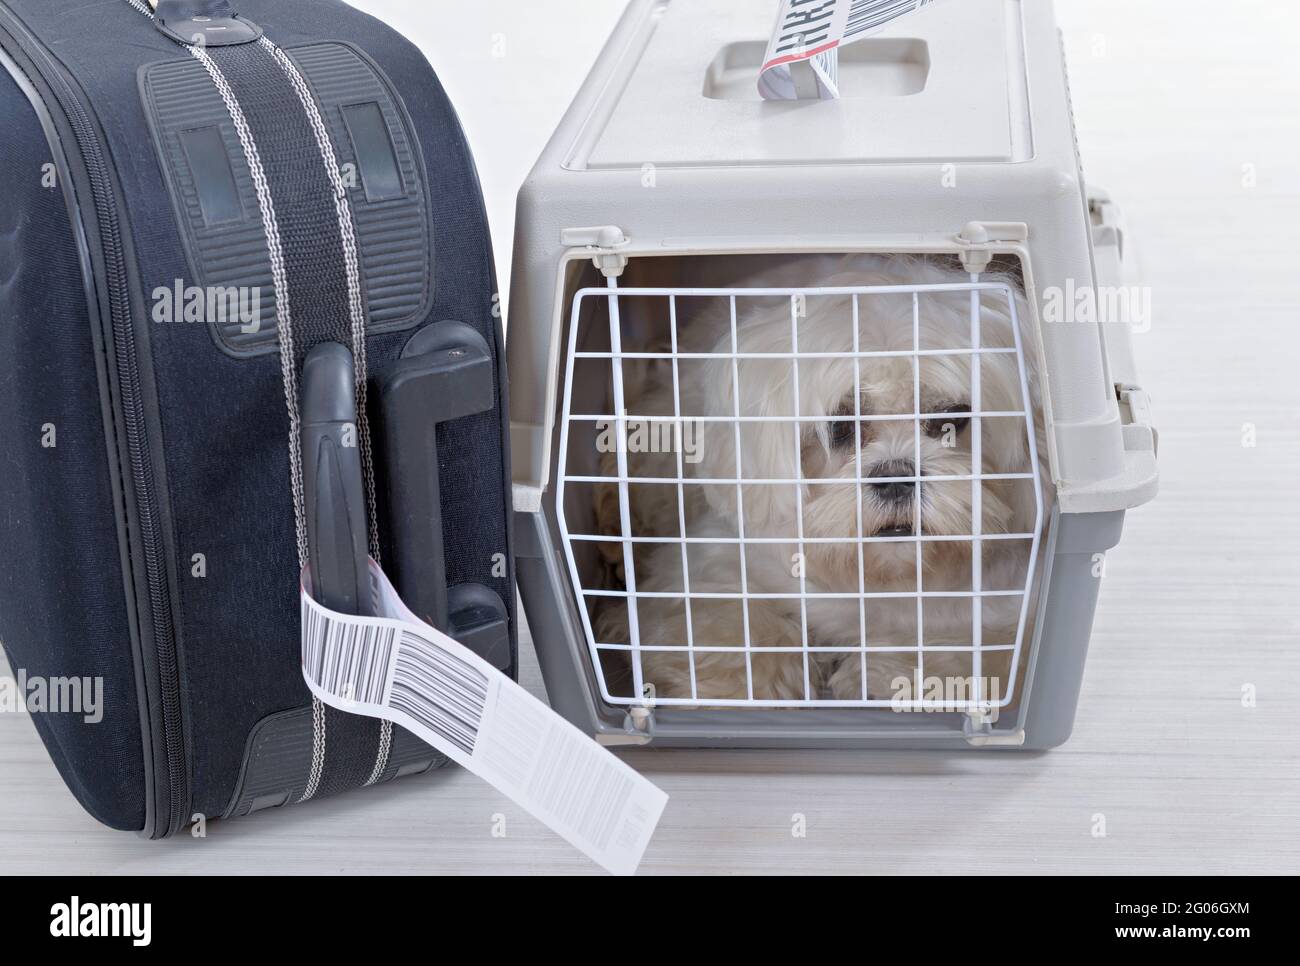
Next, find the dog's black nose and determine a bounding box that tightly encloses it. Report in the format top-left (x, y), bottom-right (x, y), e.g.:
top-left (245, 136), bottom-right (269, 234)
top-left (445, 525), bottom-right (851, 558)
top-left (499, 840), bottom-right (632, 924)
top-left (869, 460), bottom-right (917, 504)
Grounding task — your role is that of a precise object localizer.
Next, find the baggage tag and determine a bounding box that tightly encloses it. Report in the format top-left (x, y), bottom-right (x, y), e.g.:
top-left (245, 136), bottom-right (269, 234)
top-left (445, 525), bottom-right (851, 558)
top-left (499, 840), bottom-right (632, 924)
top-left (759, 0), bottom-right (942, 100)
top-left (301, 561), bottom-right (667, 876)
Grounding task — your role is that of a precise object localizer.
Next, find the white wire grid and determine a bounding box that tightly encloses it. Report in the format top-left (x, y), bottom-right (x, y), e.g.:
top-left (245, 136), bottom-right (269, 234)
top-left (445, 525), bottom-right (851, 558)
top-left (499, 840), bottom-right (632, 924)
top-left (556, 276), bottom-right (1045, 711)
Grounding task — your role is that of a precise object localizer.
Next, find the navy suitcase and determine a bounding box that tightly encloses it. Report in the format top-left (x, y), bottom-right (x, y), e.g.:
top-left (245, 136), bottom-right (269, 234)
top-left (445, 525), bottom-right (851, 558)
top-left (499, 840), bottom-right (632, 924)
top-left (0, 0), bottom-right (515, 836)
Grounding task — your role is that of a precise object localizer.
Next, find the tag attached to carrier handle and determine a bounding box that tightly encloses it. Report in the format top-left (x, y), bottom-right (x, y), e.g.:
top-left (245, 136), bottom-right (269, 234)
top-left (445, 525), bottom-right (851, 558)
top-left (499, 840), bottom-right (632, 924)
top-left (759, 0), bottom-right (943, 100)
top-left (301, 561), bottom-right (668, 876)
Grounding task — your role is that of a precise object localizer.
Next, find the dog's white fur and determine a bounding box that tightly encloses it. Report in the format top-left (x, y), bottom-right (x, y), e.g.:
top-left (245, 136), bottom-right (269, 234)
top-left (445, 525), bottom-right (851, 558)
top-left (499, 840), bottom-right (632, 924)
top-left (594, 255), bottom-right (1050, 703)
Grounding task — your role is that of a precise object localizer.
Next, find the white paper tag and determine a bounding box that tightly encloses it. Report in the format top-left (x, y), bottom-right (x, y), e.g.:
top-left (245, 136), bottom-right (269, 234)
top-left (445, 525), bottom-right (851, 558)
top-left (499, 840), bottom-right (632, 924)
top-left (300, 562), bottom-right (668, 876)
top-left (759, 0), bottom-right (940, 100)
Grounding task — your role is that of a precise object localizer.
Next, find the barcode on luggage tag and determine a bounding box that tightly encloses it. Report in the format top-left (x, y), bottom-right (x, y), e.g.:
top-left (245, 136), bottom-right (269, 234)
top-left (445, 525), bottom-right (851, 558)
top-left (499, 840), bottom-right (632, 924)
top-left (770, 0), bottom-right (932, 52)
top-left (300, 564), bottom-right (668, 875)
top-left (844, 0), bottom-right (935, 40)
top-left (762, 0), bottom-right (940, 99)
top-left (301, 604), bottom-right (396, 705)
top-left (389, 635), bottom-right (487, 758)
top-left (769, 1), bottom-right (846, 55)
top-left (302, 602), bottom-right (487, 756)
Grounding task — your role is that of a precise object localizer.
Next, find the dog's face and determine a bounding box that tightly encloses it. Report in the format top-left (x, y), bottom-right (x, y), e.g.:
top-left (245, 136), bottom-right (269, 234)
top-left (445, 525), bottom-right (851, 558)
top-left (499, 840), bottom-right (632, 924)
top-left (697, 279), bottom-right (1041, 587)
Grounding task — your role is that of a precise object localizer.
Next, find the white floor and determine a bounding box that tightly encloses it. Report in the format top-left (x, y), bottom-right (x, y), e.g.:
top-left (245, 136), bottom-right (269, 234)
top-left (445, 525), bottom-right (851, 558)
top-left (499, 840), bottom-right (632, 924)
top-left (2, 0), bottom-right (1298, 875)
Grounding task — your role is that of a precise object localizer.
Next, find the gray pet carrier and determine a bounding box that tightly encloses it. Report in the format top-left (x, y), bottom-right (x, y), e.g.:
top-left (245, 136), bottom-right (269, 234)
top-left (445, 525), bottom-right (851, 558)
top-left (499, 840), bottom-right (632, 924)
top-left (509, 0), bottom-right (1157, 749)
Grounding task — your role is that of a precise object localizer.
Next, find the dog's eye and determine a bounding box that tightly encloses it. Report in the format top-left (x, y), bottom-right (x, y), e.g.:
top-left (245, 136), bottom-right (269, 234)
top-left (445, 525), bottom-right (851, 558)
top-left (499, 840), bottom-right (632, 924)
top-left (826, 399), bottom-right (864, 449)
top-left (923, 404), bottom-right (971, 438)
top-left (828, 419), bottom-right (858, 449)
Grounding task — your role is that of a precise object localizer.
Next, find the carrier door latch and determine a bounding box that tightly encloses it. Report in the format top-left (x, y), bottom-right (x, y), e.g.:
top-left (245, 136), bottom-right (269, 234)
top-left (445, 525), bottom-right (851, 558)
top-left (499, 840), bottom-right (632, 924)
top-left (963, 706), bottom-right (1026, 747)
top-left (596, 707), bottom-right (655, 747)
top-left (1116, 383), bottom-right (1159, 457)
top-left (561, 225), bottom-right (630, 278)
top-left (954, 222), bottom-right (1029, 273)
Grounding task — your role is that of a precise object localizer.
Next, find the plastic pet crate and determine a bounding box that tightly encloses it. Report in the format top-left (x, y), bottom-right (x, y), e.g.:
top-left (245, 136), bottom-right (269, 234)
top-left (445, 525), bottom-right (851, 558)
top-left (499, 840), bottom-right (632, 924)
top-left (509, 0), bottom-right (1158, 749)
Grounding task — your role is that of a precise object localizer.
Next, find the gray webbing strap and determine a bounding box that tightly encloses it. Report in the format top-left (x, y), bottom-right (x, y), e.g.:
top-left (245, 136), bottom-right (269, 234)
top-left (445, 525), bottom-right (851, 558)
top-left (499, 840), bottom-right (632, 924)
top-left (124, 0), bottom-right (395, 798)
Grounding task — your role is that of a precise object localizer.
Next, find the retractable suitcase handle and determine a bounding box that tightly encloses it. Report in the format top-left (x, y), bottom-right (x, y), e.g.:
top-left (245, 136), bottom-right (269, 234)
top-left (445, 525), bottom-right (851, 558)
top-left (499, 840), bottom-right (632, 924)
top-left (374, 322), bottom-right (512, 672)
top-left (300, 328), bottom-right (511, 671)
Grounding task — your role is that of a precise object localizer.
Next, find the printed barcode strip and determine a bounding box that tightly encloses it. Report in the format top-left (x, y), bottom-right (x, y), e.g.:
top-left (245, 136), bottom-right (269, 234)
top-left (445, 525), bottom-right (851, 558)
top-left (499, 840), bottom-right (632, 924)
top-left (302, 603), bottom-right (397, 705)
top-left (845, 0), bottom-right (933, 39)
top-left (527, 722), bottom-right (635, 852)
top-left (388, 631), bottom-right (488, 757)
top-left (773, 1), bottom-right (841, 52)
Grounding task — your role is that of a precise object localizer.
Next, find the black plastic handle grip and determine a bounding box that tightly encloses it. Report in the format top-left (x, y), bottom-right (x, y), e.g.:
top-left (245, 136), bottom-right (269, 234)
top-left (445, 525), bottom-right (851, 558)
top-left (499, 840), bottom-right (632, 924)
top-left (373, 322), bottom-right (512, 672)
top-left (374, 322), bottom-right (494, 630)
top-left (153, 1), bottom-right (262, 46)
top-left (301, 343), bottom-right (371, 617)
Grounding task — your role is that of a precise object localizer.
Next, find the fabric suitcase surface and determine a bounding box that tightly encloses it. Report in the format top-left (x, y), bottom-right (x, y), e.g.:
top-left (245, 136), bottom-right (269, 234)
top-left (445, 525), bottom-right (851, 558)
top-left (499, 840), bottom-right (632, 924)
top-left (0, 0), bottom-right (515, 837)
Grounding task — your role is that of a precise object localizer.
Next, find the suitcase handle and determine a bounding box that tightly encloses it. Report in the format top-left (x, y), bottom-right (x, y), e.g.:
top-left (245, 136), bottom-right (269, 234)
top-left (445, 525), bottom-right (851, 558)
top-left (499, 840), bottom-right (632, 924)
top-left (374, 322), bottom-right (512, 671)
top-left (299, 325), bottom-right (511, 669)
top-left (300, 343), bottom-right (371, 616)
top-left (151, 1), bottom-right (263, 47)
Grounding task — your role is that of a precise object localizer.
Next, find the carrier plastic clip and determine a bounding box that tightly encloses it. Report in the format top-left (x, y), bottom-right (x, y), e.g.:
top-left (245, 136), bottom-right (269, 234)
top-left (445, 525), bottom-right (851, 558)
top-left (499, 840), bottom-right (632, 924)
top-left (962, 706), bottom-right (1026, 747)
top-left (561, 225), bottom-right (630, 278)
top-left (954, 221), bottom-right (1029, 273)
top-left (595, 707), bottom-right (654, 747)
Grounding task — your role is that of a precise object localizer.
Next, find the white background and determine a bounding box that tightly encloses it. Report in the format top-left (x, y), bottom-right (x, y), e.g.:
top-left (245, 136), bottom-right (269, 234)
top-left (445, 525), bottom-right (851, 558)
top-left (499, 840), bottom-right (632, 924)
top-left (2, 0), bottom-right (1298, 874)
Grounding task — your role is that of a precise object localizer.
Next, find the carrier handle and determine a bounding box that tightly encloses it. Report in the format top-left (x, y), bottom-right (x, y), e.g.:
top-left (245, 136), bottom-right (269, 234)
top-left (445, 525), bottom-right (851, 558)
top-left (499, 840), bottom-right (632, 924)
top-left (301, 343), bottom-right (372, 617)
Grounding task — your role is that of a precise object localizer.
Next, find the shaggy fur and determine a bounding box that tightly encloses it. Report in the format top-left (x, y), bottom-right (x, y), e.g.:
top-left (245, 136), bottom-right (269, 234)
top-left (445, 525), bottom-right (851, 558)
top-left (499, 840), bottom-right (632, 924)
top-left (594, 255), bottom-right (1050, 705)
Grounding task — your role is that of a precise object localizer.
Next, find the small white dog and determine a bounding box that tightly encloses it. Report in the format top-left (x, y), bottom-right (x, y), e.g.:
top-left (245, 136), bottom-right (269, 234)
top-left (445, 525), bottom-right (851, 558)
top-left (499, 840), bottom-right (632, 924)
top-left (594, 255), bottom-right (1049, 705)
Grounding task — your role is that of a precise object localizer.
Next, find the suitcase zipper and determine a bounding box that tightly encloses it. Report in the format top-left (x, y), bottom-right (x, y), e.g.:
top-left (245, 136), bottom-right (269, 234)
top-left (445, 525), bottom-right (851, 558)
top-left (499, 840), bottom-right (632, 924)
top-left (0, 8), bottom-right (188, 836)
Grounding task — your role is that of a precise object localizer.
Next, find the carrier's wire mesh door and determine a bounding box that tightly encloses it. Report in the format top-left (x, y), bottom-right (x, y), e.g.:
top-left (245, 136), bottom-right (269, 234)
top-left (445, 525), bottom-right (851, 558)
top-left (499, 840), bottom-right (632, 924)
top-left (556, 273), bottom-right (1044, 712)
